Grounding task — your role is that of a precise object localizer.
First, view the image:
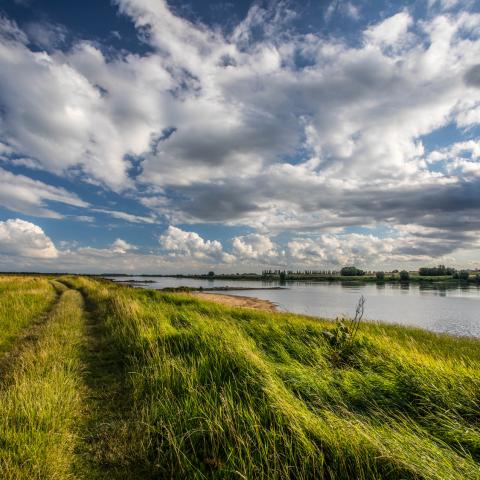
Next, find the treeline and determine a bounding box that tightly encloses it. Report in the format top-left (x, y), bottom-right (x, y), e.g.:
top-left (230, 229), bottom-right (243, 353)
top-left (258, 264), bottom-right (479, 283)
top-left (417, 265), bottom-right (473, 280)
top-left (418, 265), bottom-right (456, 276)
top-left (261, 269), bottom-right (341, 276)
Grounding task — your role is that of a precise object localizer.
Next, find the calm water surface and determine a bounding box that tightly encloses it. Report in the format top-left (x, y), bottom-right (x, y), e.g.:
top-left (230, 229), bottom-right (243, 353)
top-left (108, 277), bottom-right (480, 337)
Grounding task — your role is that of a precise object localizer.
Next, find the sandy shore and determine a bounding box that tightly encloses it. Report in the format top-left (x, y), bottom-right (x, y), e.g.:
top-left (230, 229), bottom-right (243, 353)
top-left (192, 292), bottom-right (277, 312)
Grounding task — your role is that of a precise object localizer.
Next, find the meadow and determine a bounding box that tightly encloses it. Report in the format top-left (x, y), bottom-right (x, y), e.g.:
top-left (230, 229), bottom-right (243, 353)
top-left (0, 275), bottom-right (479, 479)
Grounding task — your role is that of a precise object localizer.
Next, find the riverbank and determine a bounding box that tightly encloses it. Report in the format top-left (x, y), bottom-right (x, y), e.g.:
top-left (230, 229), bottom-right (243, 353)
top-left (192, 292), bottom-right (278, 311)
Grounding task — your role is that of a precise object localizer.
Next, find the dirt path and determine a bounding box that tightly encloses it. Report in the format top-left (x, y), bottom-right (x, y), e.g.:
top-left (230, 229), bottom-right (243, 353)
top-left (192, 292), bottom-right (278, 311)
top-left (73, 290), bottom-right (146, 479)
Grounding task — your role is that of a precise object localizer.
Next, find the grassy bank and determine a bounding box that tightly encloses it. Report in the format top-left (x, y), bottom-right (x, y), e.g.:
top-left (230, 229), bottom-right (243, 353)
top-left (0, 275), bottom-right (479, 478)
top-left (66, 276), bottom-right (480, 479)
top-left (0, 275), bottom-right (56, 356)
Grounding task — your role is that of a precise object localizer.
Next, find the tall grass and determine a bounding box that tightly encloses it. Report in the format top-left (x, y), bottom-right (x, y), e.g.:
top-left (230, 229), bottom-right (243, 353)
top-left (0, 275), bottom-right (56, 355)
top-left (0, 288), bottom-right (85, 479)
top-left (67, 276), bottom-right (480, 479)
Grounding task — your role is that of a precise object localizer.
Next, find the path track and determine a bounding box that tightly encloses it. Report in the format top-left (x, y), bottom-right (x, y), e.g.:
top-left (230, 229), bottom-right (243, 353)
top-left (0, 285), bottom-right (85, 479)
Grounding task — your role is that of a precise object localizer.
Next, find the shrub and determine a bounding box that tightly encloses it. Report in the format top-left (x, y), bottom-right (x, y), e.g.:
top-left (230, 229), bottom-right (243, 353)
top-left (323, 296), bottom-right (365, 365)
top-left (375, 271), bottom-right (385, 281)
top-left (458, 270), bottom-right (470, 281)
top-left (399, 270), bottom-right (410, 281)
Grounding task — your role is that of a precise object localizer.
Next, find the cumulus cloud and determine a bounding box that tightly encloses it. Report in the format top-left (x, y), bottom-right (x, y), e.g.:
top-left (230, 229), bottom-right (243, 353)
top-left (111, 238), bottom-right (137, 254)
top-left (287, 234), bottom-right (402, 267)
top-left (159, 226), bottom-right (235, 263)
top-left (0, 219), bottom-right (58, 258)
top-left (364, 11), bottom-right (412, 48)
top-left (232, 233), bottom-right (279, 261)
top-left (0, 18), bottom-right (162, 189)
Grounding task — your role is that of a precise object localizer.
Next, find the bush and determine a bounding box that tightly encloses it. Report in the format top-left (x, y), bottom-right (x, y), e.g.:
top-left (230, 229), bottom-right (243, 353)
top-left (458, 270), bottom-right (470, 281)
top-left (323, 296), bottom-right (365, 366)
top-left (375, 271), bottom-right (385, 281)
top-left (399, 270), bottom-right (410, 281)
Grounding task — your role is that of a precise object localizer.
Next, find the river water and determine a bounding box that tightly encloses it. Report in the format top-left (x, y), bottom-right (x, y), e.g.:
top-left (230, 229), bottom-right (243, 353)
top-left (107, 276), bottom-right (480, 338)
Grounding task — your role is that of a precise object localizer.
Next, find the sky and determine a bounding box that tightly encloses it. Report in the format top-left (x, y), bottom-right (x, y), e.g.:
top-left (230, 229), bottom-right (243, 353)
top-left (0, 0), bottom-right (479, 273)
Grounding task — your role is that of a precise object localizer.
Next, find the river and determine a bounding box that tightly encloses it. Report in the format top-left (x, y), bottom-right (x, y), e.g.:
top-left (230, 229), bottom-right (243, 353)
top-left (107, 276), bottom-right (480, 337)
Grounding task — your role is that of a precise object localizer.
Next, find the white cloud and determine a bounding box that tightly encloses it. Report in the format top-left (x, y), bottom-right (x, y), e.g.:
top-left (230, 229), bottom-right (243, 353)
top-left (0, 18), bottom-right (168, 189)
top-left (286, 234), bottom-right (396, 267)
top-left (427, 0), bottom-right (464, 12)
top-left (93, 208), bottom-right (157, 224)
top-left (0, 219), bottom-right (58, 258)
top-left (159, 226), bottom-right (235, 263)
top-left (232, 233), bottom-right (278, 261)
top-left (111, 238), bottom-right (137, 254)
top-left (0, 167), bottom-right (88, 218)
top-left (364, 11), bottom-right (413, 49)
top-left (74, 215), bottom-right (95, 223)
top-left (427, 140), bottom-right (480, 177)
top-left (325, 1), bottom-right (361, 22)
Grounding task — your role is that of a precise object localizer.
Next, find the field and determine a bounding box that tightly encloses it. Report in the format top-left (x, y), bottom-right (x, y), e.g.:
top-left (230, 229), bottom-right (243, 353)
top-left (0, 275), bottom-right (479, 479)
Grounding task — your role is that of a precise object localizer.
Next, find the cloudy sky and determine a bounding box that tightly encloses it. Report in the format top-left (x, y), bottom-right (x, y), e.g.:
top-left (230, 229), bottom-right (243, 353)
top-left (0, 0), bottom-right (479, 273)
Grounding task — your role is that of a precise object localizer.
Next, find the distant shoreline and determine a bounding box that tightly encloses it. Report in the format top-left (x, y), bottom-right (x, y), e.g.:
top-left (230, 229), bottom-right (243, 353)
top-left (104, 273), bottom-right (480, 285)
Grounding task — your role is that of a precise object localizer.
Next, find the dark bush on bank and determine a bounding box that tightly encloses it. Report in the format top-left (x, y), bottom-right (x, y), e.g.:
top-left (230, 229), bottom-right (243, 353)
top-left (341, 266), bottom-right (365, 276)
top-left (400, 270), bottom-right (410, 281)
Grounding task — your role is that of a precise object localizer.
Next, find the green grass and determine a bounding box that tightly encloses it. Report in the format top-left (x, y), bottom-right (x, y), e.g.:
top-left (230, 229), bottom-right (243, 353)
top-left (0, 276), bottom-right (56, 355)
top-left (0, 274), bottom-right (479, 478)
top-left (63, 276), bottom-right (480, 479)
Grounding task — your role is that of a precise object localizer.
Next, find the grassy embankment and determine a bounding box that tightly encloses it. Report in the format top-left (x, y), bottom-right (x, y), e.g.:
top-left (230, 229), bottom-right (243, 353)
top-left (1, 275), bottom-right (480, 479)
top-left (0, 276), bottom-right (56, 356)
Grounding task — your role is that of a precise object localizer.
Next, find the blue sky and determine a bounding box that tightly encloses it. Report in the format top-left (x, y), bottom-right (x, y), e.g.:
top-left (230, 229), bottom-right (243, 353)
top-left (0, 0), bottom-right (479, 273)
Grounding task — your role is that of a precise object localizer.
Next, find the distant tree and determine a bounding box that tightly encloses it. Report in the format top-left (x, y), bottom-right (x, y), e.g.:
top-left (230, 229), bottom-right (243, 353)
top-left (399, 270), bottom-right (410, 281)
top-left (458, 270), bottom-right (470, 281)
top-left (376, 271), bottom-right (385, 281)
top-left (279, 271), bottom-right (287, 282)
top-left (341, 266), bottom-right (365, 276)
top-left (208, 271), bottom-right (215, 277)
top-left (419, 265), bottom-right (456, 276)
